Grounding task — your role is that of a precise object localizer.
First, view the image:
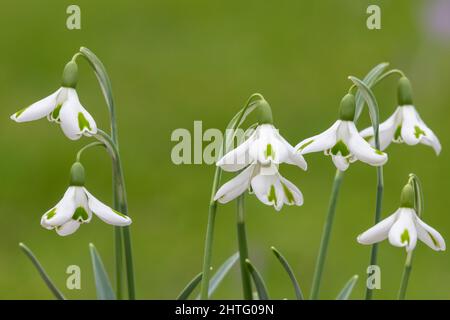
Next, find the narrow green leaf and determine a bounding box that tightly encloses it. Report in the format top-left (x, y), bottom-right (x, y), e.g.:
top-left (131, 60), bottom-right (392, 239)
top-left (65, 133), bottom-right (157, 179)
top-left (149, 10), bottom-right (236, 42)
top-left (197, 252), bottom-right (239, 299)
top-left (89, 243), bottom-right (116, 300)
top-left (409, 173), bottom-right (424, 217)
top-left (348, 76), bottom-right (381, 150)
top-left (19, 243), bottom-right (65, 300)
top-left (177, 273), bottom-right (202, 300)
top-left (336, 275), bottom-right (358, 300)
top-left (354, 62), bottom-right (389, 122)
top-left (245, 259), bottom-right (270, 300)
top-left (271, 246), bottom-right (303, 300)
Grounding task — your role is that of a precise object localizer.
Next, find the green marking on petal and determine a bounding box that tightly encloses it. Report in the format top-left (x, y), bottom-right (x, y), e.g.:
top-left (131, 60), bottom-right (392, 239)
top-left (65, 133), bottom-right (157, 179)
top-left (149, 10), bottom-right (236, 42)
top-left (297, 140), bottom-right (314, 151)
top-left (401, 229), bottom-right (410, 245)
top-left (414, 126), bottom-right (426, 139)
top-left (72, 207), bottom-right (89, 222)
top-left (281, 183), bottom-right (294, 204)
top-left (428, 231), bottom-right (439, 248)
top-left (331, 140), bottom-right (350, 157)
top-left (51, 104), bottom-right (63, 120)
top-left (268, 185), bottom-right (277, 205)
top-left (46, 208), bottom-right (57, 220)
top-left (394, 125), bottom-right (402, 141)
top-left (265, 144), bottom-right (275, 159)
top-left (78, 112), bottom-right (91, 131)
top-left (112, 209), bottom-right (128, 219)
top-left (14, 107), bottom-right (28, 118)
top-left (372, 148), bottom-right (383, 155)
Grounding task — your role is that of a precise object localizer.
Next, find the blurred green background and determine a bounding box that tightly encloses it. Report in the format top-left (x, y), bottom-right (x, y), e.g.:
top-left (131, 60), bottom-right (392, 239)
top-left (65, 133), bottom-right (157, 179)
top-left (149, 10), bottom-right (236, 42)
top-left (0, 0), bottom-right (449, 299)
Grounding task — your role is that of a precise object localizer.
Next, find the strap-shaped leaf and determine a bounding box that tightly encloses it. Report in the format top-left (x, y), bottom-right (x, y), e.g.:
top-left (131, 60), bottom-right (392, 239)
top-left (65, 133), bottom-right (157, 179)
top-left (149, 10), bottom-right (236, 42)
top-left (336, 275), bottom-right (358, 300)
top-left (19, 243), bottom-right (65, 300)
top-left (354, 62), bottom-right (389, 123)
top-left (271, 246), bottom-right (303, 300)
top-left (89, 243), bottom-right (116, 300)
top-left (245, 259), bottom-right (270, 300)
top-left (348, 76), bottom-right (381, 150)
top-left (196, 252), bottom-right (239, 299)
top-left (177, 273), bottom-right (202, 300)
top-left (409, 173), bottom-right (424, 217)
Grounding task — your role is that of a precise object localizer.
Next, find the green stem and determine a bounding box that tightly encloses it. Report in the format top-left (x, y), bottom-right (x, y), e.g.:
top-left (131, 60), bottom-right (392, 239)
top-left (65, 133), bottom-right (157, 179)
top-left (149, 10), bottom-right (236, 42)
top-left (310, 170), bottom-right (344, 300)
top-left (398, 251), bottom-right (413, 300)
top-left (94, 129), bottom-right (135, 300)
top-left (236, 194), bottom-right (253, 300)
top-left (76, 142), bottom-right (104, 162)
top-left (199, 167), bottom-right (222, 299)
top-left (365, 166), bottom-right (384, 300)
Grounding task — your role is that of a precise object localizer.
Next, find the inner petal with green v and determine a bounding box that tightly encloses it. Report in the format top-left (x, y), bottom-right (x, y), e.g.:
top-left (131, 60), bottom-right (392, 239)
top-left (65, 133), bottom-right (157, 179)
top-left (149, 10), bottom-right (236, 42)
top-left (281, 182), bottom-right (294, 204)
top-left (330, 140), bottom-right (350, 157)
top-left (414, 126), bottom-right (426, 139)
top-left (265, 143), bottom-right (275, 160)
top-left (268, 185), bottom-right (277, 205)
top-left (78, 112), bottom-right (91, 131)
top-left (72, 206), bottom-right (89, 222)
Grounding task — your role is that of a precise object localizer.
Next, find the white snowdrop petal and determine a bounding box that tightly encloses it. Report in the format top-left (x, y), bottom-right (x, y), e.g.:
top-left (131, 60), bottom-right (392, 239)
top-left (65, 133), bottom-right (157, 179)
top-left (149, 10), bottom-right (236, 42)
top-left (415, 217), bottom-right (446, 251)
top-left (331, 154), bottom-right (349, 171)
top-left (296, 121), bottom-right (340, 155)
top-left (400, 106), bottom-right (422, 146)
top-left (388, 208), bottom-right (417, 252)
top-left (357, 210), bottom-right (398, 244)
top-left (279, 175), bottom-right (303, 206)
top-left (85, 188), bottom-right (131, 226)
top-left (11, 88), bottom-right (61, 122)
top-left (214, 164), bottom-right (255, 203)
top-left (217, 133), bottom-right (255, 172)
top-left (41, 187), bottom-right (77, 227)
top-left (56, 220), bottom-right (81, 236)
top-left (359, 107), bottom-right (401, 151)
top-left (346, 122), bottom-right (387, 167)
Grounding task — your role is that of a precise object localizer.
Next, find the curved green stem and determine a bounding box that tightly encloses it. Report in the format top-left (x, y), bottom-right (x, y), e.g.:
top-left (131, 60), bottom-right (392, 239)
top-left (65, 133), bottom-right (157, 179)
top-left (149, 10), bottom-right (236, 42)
top-left (94, 129), bottom-right (135, 300)
top-left (76, 142), bottom-right (104, 162)
top-left (236, 194), bottom-right (253, 300)
top-left (310, 170), bottom-right (344, 300)
top-left (76, 48), bottom-right (135, 300)
top-left (373, 69), bottom-right (405, 86)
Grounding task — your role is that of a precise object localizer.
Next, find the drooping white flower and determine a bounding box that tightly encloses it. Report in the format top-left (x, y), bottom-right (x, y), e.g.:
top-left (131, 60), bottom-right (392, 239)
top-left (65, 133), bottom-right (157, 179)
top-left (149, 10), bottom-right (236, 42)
top-left (10, 61), bottom-right (97, 140)
top-left (359, 77), bottom-right (441, 155)
top-left (357, 184), bottom-right (445, 252)
top-left (296, 94), bottom-right (388, 171)
top-left (217, 123), bottom-right (307, 171)
top-left (40, 163), bottom-right (131, 236)
top-left (214, 163), bottom-right (303, 211)
top-left (214, 97), bottom-right (306, 210)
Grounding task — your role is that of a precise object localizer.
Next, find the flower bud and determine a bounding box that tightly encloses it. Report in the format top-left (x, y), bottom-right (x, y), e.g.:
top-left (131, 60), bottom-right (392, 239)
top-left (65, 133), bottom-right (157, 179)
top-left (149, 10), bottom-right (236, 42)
top-left (397, 76), bottom-right (413, 106)
top-left (61, 61), bottom-right (78, 88)
top-left (69, 162), bottom-right (85, 186)
top-left (256, 98), bottom-right (273, 125)
top-left (338, 94), bottom-right (356, 121)
top-left (400, 183), bottom-right (415, 208)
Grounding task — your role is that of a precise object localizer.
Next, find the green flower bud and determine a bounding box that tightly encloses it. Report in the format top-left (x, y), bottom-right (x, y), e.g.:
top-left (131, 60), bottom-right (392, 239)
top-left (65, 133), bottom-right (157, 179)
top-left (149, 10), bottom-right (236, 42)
top-left (400, 183), bottom-right (415, 208)
top-left (338, 94), bottom-right (356, 121)
top-left (61, 61), bottom-right (78, 88)
top-left (70, 162), bottom-right (85, 186)
top-left (397, 76), bottom-right (413, 106)
top-left (256, 98), bottom-right (273, 125)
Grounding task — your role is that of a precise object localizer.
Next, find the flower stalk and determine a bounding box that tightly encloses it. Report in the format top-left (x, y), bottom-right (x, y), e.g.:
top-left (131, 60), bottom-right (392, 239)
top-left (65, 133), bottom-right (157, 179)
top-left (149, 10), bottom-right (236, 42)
top-left (310, 169), bottom-right (344, 300)
top-left (236, 194), bottom-right (253, 299)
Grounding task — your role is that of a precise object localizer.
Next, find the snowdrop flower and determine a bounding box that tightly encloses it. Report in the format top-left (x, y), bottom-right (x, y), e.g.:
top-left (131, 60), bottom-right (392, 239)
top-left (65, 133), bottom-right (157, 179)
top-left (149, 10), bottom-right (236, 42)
top-left (296, 94), bottom-right (388, 171)
top-left (357, 184), bottom-right (445, 252)
top-left (360, 77), bottom-right (441, 155)
top-left (40, 162), bottom-right (131, 236)
top-left (10, 61), bottom-right (97, 140)
top-left (214, 97), bottom-right (306, 211)
top-left (214, 163), bottom-right (303, 211)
